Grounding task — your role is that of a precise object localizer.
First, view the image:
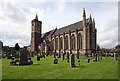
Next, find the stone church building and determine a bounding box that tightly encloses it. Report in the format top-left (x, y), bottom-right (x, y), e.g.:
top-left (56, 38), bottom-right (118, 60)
top-left (28, 9), bottom-right (97, 56)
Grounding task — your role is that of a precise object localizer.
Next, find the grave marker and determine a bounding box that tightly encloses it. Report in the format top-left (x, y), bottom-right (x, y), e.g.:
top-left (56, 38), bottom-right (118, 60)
top-left (70, 54), bottom-right (75, 67)
top-left (19, 48), bottom-right (29, 65)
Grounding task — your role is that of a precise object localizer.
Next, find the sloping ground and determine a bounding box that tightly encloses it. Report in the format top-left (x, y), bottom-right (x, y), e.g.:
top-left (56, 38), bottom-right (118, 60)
top-left (2, 55), bottom-right (118, 79)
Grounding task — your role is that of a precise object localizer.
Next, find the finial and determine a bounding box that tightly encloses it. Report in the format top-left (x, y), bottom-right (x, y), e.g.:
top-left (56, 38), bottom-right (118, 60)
top-left (93, 18), bottom-right (95, 23)
top-left (83, 8), bottom-right (86, 16)
top-left (93, 18), bottom-right (95, 25)
top-left (90, 14), bottom-right (92, 20)
top-left (35, 14), bottom-right (38, 20)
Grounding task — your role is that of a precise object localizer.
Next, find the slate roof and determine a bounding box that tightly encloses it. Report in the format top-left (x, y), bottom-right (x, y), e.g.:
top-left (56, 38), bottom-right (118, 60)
top-left (42, 18), bottom-right (90, 41)
top-left (42, 28), bottom-right (56, 40)
top-left (53, 21), bottom-right (83, 35)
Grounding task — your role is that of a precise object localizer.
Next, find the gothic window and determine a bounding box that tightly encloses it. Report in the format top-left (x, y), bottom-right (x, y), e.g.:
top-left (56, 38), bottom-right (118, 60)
top-left (65, 36), bottom-right (68, 50)
top-left (55, 38), bottom-right (58, 50)
top-left (52, 39), bottom-right (54, 50)
top-left (71, 34), bottom-right (75, 49)
top-left (60, 37), bottom-right (63, 49)
top-left (78, 33), bottom-right (83, 49)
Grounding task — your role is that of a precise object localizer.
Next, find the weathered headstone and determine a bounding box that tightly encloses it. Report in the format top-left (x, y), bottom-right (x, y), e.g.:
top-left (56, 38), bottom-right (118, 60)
top-left (66, 52), bottom-right (69, 62)
top-left (29, 60), bottom-right (33, 65)
top-left (78, 59), bottom-right (80, 66)
top-left (88, 58), bottom-right (90, 63)
top-left (58, 52), bottom-right (61, 58)
top-left (19, 48), bottom-right (29, 65)
top-left (53, 52), bottom-right (56, 58)
top-left (43, 54), bottom-right (45, 58)
top-left (37, 56), bottom-right (40, 61)
top-left (66, 52), bottom-right (69, 59)
top-left (62, 53), bottom-right (65, 60)
top-left (98, 55), bottom-right (100, 61)
top-left (70, 54), bottom-right (75, 67)
top-left (10, 60), bottom-right (16, 65)
top-left (54, 58), bottom-right (58, 64)
top-left (31, 52), bottom-right (34, 57)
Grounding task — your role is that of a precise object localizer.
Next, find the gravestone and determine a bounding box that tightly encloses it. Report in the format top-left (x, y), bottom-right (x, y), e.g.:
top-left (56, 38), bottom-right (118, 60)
top-left (78, 59), bottom-right (80, 66)
top-left (62, 53), bottom-right (65, 60)
top-left (58, 52), bottom-right (61, 58)
top-left (19, 48), bottom-right (29, 65)
top-left (53, 52), bottom-right (56, 58)
top-left (66, 52), bottom-right (69, 63)
top-left (7, 52), bottom-right (12, 59)
top-left (29, 60), bottom-right (33, 65)
top-left (66, 52), bottom-right (69, 59)
top-left (10, 60), bottom-right (16, 65)
top-left (88, 58), bottom-right (90, 63)
top-left (31, 52), bottom-right (34, 57)
top-left (43, 54), bottom-right (45, 58)
top-left (70, 54), bottom-right (75, 67)
top-left (37, 56), bottom-right (40, 61)
top-left (98, 55), bottom-right (100, 61)
top-left (95, 54), bottom-right (97, 61)
top-left (54, 58), bottom-right (58, 64)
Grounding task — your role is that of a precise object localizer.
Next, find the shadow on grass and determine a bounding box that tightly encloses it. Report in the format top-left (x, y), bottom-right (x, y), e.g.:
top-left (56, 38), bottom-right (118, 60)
top-left (32, 64), bottom-right (40, 66)
top-left (71, 65), bottom-right (85, 68)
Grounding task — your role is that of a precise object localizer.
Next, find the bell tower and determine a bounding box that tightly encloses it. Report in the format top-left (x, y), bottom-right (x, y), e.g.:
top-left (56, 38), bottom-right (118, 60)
top-left (30, 14), bottom-right (42, 52)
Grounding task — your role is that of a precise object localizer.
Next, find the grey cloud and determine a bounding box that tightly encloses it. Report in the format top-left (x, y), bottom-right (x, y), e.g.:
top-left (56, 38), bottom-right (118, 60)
top-left (1, 32), bottom-right (30, 47)
top-left (99, 19), bottom-right (118, 48)
top-left (3, 2), bottom-right (27, 24)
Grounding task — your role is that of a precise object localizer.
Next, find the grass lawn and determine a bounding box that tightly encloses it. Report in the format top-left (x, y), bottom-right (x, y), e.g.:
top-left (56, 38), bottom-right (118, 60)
top-left (2, 55), bottom-right (118, 79)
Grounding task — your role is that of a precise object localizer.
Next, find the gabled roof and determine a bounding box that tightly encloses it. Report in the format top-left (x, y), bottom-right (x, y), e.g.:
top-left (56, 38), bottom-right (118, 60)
top-left (42, 18), bottom-right (90, 41)
top-left (53, 21), bottom-right (83, 35)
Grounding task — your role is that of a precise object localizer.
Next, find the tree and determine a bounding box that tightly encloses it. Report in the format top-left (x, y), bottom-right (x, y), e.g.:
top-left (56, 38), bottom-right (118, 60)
top-left (14, 43), bottom-right (20, 51)
top-left (115, 45), bottom-right (120, 49)
top-left (97, 44), bottom-right (100, 52)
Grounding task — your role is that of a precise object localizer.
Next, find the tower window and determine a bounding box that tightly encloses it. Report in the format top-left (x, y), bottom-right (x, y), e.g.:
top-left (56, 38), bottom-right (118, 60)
top-left (37, 23), bottom-right (39, 26)
top-left (32, 23), bottom-right (34, 26)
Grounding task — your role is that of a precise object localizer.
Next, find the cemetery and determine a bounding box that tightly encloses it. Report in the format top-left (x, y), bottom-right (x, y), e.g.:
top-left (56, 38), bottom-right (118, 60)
top-left (1, 47), bottom-right (119, 79)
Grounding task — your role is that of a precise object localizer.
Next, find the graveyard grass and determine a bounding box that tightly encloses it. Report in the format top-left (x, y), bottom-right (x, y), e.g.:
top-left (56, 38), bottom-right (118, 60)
top-left (2, 55), bottom-right (118, 79)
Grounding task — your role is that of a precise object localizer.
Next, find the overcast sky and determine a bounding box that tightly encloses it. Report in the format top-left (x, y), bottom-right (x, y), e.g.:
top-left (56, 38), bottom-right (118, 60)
top-left (0, 0), bottom-right (119, 48)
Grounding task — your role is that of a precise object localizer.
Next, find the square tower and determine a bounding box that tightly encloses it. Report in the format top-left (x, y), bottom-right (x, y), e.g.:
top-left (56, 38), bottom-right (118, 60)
top-left (30, 14), bottom-right (42, 52)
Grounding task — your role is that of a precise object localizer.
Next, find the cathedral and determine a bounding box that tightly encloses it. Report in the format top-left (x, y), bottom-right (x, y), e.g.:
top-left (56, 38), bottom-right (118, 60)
top-left (28, 8), bottom-right (97, 56)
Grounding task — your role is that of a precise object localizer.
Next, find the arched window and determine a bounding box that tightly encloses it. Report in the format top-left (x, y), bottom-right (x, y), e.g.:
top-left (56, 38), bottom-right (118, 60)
top-left (60, 37), bottom-right (63, 49)
top-left (55, 38), bottom-right (58, 50)
top-left (52, 39), bottom-right (54, 50)
top-left (71, 34), bottom-right (76, 49)
top-left (78, 33), bottom-right (82, 49)
top-left (65, 36), bottom-right (69, 50)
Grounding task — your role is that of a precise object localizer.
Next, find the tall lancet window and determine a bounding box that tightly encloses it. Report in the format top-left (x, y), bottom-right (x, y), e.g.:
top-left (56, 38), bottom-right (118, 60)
top-left (71, 34), bottom-right (76, 49)
top-left (60, 37), bottom-right (63, 49)
top-left (65, 36), bottom-right (69, 50)
top-left (52, 39), bottom-right (54, 50)
top-left (55, 38), bottom-right (58, 50)
top-left (78, 33), bottom-right (82, 49)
